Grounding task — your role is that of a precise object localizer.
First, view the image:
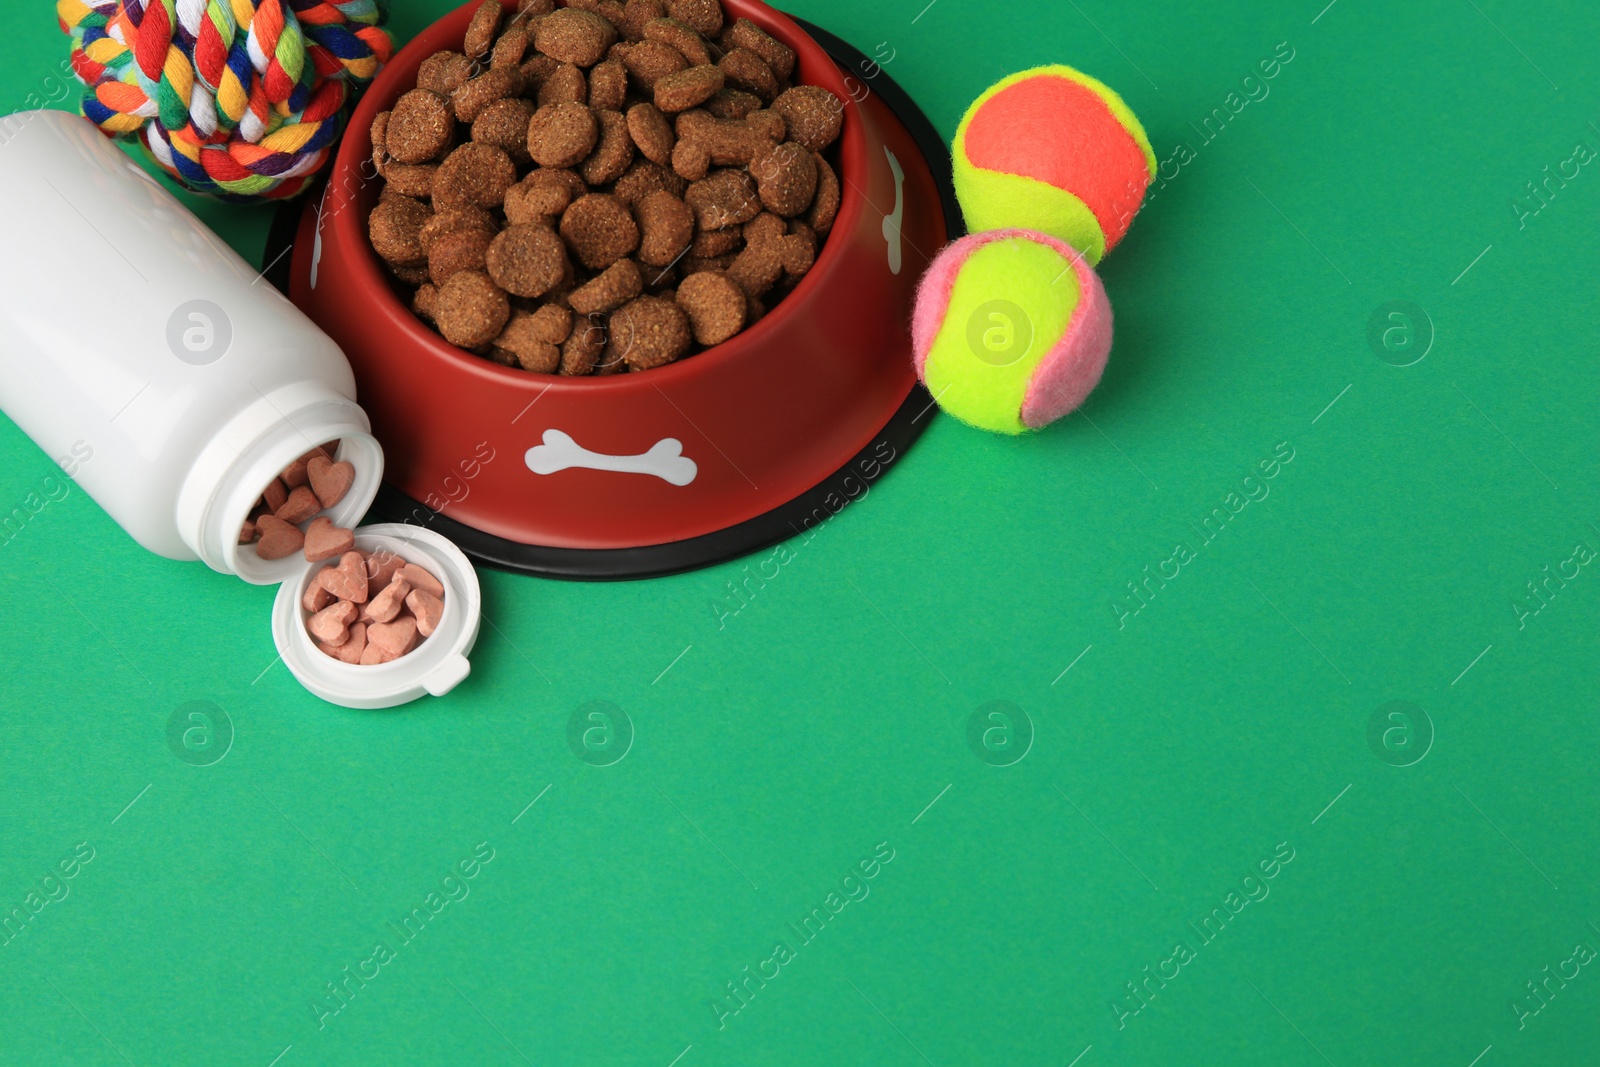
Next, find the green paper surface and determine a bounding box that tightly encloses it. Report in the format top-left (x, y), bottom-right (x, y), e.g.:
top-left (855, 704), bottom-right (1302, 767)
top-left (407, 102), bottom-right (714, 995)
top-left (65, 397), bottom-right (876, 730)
top-left (2, 2), bottom-right (1597, 1064)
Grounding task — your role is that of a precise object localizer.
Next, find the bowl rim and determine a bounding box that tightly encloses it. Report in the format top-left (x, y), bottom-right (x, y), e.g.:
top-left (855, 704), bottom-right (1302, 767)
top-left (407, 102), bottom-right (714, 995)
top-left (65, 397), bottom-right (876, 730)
top-left (324, 0), bottom-right (867, 394)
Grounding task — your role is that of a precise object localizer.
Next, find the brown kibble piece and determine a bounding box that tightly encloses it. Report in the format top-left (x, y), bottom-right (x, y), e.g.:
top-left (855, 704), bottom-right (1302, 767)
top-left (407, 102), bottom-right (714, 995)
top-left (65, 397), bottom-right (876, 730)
top-left (520, 51), bottom-right (559, 87)
top-left (505, 168), bottom-right (586, 223)
top-left (463, 0), bottom-right (504, 60)
top-left (319, 551), bottom-right (370, 603)
top-left (451, 67), bottom-right (525, 124)
top-left (569, 0), bottom-right (627, 26)
top-left (619, 0), bottom-right (665, 40)
top-left (255, 514), bottom-right (304, 560)
top-left (309, 599), bottom-right (358, 645)
top-left (808, 151), bottom-right (840, 234)
top-left (307, 456), bottom-right (356, 509)
top-left (675, 108), bottom-right (783, 166)
top-left (670, 138), bottom-right (710, 181)
top-left (304, 516), bottom-right (355, 563)
top-left (727, 213), bottom-right (785, 296)
top-left (381, 161), bottom-right (439, 200)
top-left (626, 103), bottom-right (675, 164)
top-left (655, 64), bottom-right (723, 113)
top-left (527, 102), bottom-right (599, 168)
top-left (420, 207), bottom-right (498, 254)
top-left (369, 110), bottom-right (390, 167)
top-left (589, 59), bottom-right (629, 111)
top-left (535, 8), bottom-right (618, 68)
top-left (366, 576), bottom-right (413, 625)
top-left (276, 485), bottom-right (321, 525)
top-left (388, 261), bottom-right (430, 287)
top-left (418, 51), bottom-right (474, 97)
top-left (692, 224), bottom-right (741, 256)
top-left (495, 308), bottom-right (568, 371)
top-left (751, 141), bottom-right (818, 217)
top-left (560, 320), bottom-right (605, 374)
top-left (490, 24), bottom-right (531, 68)
top-left (679, 252), bottom-right (732, 276)
top-left (610, 295), bottom-right (692, 369)
top-left (435, 270), bottom-right (512, 347)
top-left (434, 143), bottom-right (518, 210)
top-left (620, 39), bottom-right (686, 92)
top-left (486, 224), bottom-right (570, 298)
top-left (718, 48), bottom-right (778, 103)
top-left (537, 62), bottom-right (589, 107)
top-left (406, 589), bottom-right (446, 638)
top-left (560, 193), bottom-right (641, 269)
top-left (676, 270), bottom-right (746, 345)
top-left (368, 195), bottom-right (430, 265)
top-left (569, 258), bottom-right (644, 315)
top-left (772, 85), bottom-right (844, 152)
top-left (398, 563), bottom-right (446, 599)
top-left (387, 89), bottom-right (453, 163)
top-left (519, 0), bottom-right (557, 13)
top-left (428, 226), bottom-right (495, 285)
top-left (635, 190), bottom-right (694, 266)
top-left (685, 168), bottom-right (760, 229)
top-left (579, 109), bottom-right (635, 185)
top-left (644, 18), bottom-right (711, 67)
top-left (413, 284), bottom-right (439, 322)
top-left (664, 0), bottom-right (722, 37)
top-left (472, 97), bottom-right (536, 164)
top-left (727, 18), bottom-right (795, 82)
top-left (613, 158), bottom-right (688, 204)
top-left (704, 88), bottom-right (762, 120)
top-left (783, 218), bottom-right (817, 277)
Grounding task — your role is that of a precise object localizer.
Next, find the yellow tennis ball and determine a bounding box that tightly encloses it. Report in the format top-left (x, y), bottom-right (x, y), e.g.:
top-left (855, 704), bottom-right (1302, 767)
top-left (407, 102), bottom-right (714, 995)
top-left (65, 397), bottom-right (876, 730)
top-left (953, 65), bottom-right (1156, 265)
top-left (911, 229), bottom-right (1113, 435)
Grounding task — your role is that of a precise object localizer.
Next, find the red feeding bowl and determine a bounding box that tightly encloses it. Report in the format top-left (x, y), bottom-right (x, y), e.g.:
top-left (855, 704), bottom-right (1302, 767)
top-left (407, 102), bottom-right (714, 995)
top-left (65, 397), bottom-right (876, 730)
top-left (279, 0), bottom-right (957, 578)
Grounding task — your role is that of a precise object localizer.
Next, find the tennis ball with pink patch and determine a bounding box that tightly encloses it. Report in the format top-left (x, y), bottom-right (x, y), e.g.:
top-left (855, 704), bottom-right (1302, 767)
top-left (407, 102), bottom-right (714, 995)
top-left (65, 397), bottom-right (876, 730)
top-left (953, 64), bottom-right (1156, 266)
top-left (912, 229), bottom-right (1112, 435)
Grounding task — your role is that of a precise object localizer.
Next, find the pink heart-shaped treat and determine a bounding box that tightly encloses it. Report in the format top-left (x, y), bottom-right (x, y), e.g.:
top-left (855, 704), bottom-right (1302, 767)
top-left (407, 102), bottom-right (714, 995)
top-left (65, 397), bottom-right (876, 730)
top-left (304, 517), bottom-right (355, 563)
top-left (308, 456), bottom-right (356, 509)
top-left (276, 485), bottom-right (322, 525)
top-left (321, 622), bottom-right (367, 664)
top-left (254, 514), bottom-right (305, 560)
top-left (367, 617), bottom-right (418, 658)
top-left (308, 600), bottom-right (357, 645)
top-left (406, 589), bottom-right (444, 637)
top-left (318, 551), bottom-right (370, 603)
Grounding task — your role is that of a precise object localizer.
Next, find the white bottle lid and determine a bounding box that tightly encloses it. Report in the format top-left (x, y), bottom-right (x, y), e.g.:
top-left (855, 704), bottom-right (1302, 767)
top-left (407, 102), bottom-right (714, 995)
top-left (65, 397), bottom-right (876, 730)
top-left (269, 523), bottom-right (481, 709)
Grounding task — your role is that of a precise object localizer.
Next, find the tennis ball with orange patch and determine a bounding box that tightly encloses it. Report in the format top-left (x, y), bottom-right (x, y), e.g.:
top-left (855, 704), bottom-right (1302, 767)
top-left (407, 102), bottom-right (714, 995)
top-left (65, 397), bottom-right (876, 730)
top-left (953, 65), bottom-right (1156, 266)
top-left (912, 229), bottom-right (1112, 435)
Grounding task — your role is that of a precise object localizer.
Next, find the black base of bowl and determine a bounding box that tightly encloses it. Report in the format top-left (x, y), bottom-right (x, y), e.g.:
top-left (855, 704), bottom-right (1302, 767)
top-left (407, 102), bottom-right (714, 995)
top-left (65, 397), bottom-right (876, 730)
top-left (265, 14), bottom-right (962, 581)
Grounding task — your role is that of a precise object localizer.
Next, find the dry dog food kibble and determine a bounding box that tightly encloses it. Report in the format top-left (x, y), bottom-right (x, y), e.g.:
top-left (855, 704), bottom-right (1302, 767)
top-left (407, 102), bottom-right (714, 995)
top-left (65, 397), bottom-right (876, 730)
top-left (366, 0), bottom-right (843, 374)
top-left (304, 548), bottom-right (448, 664)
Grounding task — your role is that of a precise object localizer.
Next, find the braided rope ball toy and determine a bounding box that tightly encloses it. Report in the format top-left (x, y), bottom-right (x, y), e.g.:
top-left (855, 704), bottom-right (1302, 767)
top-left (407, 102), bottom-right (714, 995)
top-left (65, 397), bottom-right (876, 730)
top-left (57, 0), bottom-right (394, 201)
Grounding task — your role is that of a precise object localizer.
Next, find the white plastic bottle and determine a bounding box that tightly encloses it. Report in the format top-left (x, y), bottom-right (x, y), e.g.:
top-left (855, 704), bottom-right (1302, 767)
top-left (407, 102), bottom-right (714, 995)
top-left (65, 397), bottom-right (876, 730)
top-left (0, 111), bottom-right (479, 708)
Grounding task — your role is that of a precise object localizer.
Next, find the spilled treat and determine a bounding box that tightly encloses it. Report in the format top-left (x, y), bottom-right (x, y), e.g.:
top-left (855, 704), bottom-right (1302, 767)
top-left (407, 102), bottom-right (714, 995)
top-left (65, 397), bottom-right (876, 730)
top-left (366, 0), bottom-right (844, 375)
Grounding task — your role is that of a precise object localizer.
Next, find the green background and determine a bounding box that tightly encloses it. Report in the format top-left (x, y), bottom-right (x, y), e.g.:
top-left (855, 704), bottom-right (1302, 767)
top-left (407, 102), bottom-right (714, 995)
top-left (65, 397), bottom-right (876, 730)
top-left (2, 0), bottom-right (1597, 1064)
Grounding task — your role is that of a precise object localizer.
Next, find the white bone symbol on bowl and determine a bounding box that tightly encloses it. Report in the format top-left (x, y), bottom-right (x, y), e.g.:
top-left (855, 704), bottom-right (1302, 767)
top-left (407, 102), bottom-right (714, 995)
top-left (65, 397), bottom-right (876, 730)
top-left (524, 430), bottom-right (698, 486)
top-left (882, 146), bottom-right (905, 276)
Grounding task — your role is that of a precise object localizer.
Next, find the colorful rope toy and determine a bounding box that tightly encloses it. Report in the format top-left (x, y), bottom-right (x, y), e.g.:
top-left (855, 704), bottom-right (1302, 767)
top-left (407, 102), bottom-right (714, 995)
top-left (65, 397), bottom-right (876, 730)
top-left (57, 0), bottom-right (394, 201)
